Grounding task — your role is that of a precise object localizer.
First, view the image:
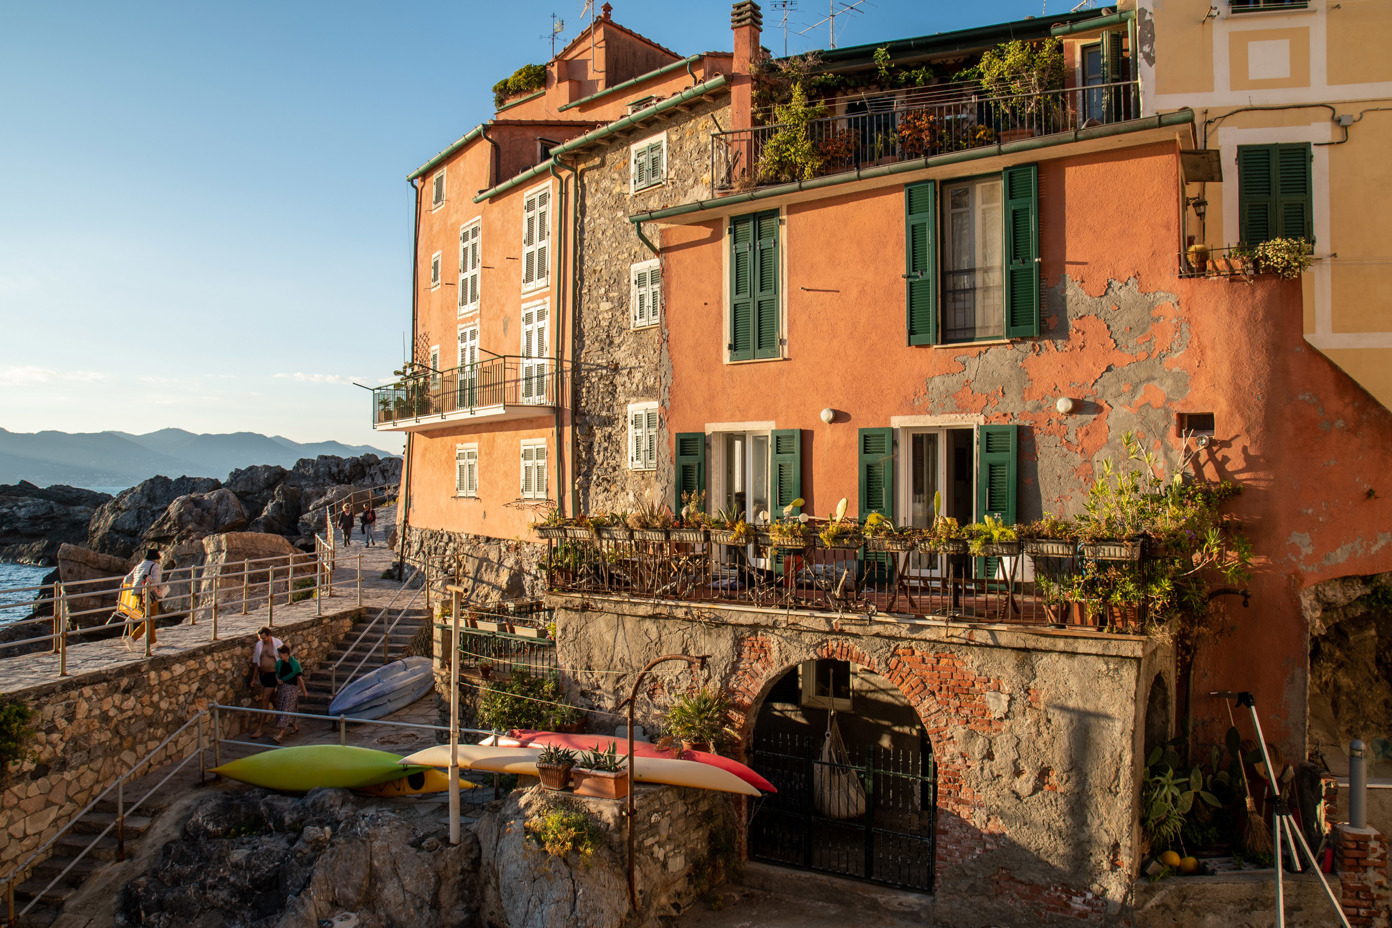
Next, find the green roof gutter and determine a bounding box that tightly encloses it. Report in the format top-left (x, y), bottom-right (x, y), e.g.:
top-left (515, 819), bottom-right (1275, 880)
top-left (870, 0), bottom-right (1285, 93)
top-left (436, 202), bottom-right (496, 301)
top-left (408, 124), bottom-right (485, 181)
top-left (629, 111), bottom-right (1195, 225)
top-left (1050, 9), bottom-right (1133, 36)
top-left (474, 74), bottom-right (729, 203)
top-left (558, 55), bottom-right (702, 111)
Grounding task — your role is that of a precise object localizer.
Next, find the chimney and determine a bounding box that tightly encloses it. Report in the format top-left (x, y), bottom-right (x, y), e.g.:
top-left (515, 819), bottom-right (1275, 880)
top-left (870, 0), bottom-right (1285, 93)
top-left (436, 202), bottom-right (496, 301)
top-left (731, 1), bottom-right (762, 132)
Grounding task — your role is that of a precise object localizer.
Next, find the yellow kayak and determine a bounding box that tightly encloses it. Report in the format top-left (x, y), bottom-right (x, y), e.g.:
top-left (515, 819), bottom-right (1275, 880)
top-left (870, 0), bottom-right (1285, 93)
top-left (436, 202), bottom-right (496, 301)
top-left (354, 768), bottom-right (475, 797)
top-left (398, 744), bottom-right (763, 797)
top-left (212, 745), bottom-right (429, 792)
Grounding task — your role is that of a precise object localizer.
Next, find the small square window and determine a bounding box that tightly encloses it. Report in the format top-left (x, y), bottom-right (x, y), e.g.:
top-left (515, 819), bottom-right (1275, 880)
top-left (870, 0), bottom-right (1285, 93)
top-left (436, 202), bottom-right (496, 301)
top-left (630, 133), bottom-right (667, 193)
top-left (430, 252), bottom-right (442, 290)
top-left (631, 259), bottom-right (661, 328)
top-left (455, 444), bottom-right (478, 497)
top-left (628, 402), bottom-right (659, 470)
top-left (799, 660), bottom-right (852, 710)
top-left (431, 170), bottom-right (446, 210)
top-left (1180, 413), bottom-right (1216, 437)
top-left (520, 439), bottom-right (548, 500)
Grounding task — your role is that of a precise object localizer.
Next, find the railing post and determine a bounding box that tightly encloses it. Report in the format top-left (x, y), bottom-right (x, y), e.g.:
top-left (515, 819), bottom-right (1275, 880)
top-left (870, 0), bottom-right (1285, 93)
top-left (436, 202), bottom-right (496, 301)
top-left (197, 713), bottom-right (206, 786)
top-left (211, 571), bottom-right (219, 641)
top-left (316, 556), bottom-right (323, 617)
top-left (241, 559), bottom-right (249, 615)
top-left (357, 554), bottom-right (362, 608)
top-left (187, 564), bottom-right (198, 625)
top-left (50, 581), bottom-right (60, 655)
top-left (116, 777), bottom-right (126, 861)
top-left (58, 582), bottom-right (68, 678)
top-left (339, 715), bottom-right (347, 746)
top-left (143, 588), bottom-right (153, 656)
top-left (213, 705), bottom-right (222, 770)
top-left (1350, 739), bottom-right (1368, 829)
top-left (267, 565), bottom-right (275, 627)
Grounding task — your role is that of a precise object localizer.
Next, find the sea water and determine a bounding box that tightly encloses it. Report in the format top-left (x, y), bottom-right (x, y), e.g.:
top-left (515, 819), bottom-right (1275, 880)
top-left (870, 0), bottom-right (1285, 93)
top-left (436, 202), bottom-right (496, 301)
top-left (0, 562), bottom-right (53, 628)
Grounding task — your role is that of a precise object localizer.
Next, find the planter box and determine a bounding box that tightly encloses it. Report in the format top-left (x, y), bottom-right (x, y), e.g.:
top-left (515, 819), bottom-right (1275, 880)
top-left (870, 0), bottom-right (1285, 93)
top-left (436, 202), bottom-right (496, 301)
top-left (933, 539), bottom-right (969, 556)
top-left (472, 619), bottom-right (503, 633)
top-left (533, 526), bottom-right (566, 540)
top-left (536, 762), bottom-right (573, 791)
top-left (867, 535), bottom-right (916, 552)
top-left (1080, 540), bottom-right (1142, 561)
top-left (768, 535), bottom-right (811, 549)
top-left (631, 528), bottom-right (669, 543)
top-left (820, 534), bottom-right (864, 550)
top-left (1023, 539), bottom-right (1077, 558)
top-left (1106, 603), bottom-right (1143, 634)
top-left (595, 525), bottom-right (631, 542)
top-left (670, 528), bottom-right (707, 544)
top-left (570, 768), bottom-right (629, 799)
top-left (977, 541), bottom-right (1022, 558)
top-left (563, 527), bottom-right (595, 541)
top-left (512, 624), bottom-right (544, 638)
top-left (709, 530), bottom-right (751, 546)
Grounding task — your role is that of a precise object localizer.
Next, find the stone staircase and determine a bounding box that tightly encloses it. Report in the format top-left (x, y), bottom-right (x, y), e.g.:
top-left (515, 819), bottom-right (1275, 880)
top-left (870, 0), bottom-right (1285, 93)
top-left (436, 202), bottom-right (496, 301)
top-left (302, 605), bottom-right (431, 718)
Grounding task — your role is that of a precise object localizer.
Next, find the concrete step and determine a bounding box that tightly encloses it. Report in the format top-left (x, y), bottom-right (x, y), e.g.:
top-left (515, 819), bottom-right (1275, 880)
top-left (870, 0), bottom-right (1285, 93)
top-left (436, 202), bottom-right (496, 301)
top-left (54, 832), bottom-right (121, 862)
top-left (70, 811), bottom-right (153, 835)
top-left (15, 874), bottom-right (80, 906)
top-left (31, 854), bottom-right (105, 884)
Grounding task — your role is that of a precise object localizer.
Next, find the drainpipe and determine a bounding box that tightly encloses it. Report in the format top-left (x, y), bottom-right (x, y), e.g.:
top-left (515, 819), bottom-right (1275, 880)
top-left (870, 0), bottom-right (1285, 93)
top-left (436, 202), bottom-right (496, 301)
top-left (549, 161), bottom-right (570, 518)
top-left (553, 156), bottom-right (584, 516)
top-left (632, 219), bottom-right (660, 256)
top-left (480, 123), bottom-right (499, 190)
top-left (401, 177), bottom-right (423, 576)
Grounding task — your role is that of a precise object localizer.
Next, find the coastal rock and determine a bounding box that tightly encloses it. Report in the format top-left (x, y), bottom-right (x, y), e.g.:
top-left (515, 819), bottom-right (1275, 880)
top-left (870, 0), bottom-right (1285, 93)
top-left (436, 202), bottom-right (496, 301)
top-left (143, 488), bottom-right (249, 548)
top-left (0, 481), bottom-right (112, 566)
top-left (297, 485), bottom-right (370, 538)
top-left (57, 543), bottom-right (134, 629)
top-left (87, 475), bottom-right (221, 559)
top-left (283, 454), bottom-right (402, 496)
top-left (223, 464), bottom-right (289, 521)
top-left (118, 788), bottom-right (478, 928)
top-left (249, 484), bottom-right (303, 536)
top-left (475, 787), bottom-right (631, 928)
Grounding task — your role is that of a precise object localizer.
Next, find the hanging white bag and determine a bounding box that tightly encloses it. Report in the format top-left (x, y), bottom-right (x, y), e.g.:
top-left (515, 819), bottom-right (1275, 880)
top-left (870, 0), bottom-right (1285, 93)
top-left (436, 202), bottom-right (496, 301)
top-left (813, 710), bottom-right (867, 820)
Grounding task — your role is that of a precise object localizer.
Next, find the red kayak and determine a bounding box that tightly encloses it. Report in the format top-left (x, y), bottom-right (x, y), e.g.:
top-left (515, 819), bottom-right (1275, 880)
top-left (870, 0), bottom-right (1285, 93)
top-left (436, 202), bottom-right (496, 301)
top-left (506, 729), bottom-right (777, 794)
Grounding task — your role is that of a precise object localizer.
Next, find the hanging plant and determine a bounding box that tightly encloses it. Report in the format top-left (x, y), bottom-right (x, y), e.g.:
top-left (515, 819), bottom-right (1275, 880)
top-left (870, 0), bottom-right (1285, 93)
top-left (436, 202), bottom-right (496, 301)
top-left (1251, 237), bottom-right (1313, 280)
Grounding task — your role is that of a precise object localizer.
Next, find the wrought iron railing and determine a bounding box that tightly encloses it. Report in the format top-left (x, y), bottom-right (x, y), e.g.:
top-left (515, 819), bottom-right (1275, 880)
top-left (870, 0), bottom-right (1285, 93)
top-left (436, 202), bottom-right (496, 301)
top-left (537, 529), bottom-right (1155, 631)
top-left (372, 354), bottom-right (567, 427)
top-left (711, 80), bottom-right (1141, 195)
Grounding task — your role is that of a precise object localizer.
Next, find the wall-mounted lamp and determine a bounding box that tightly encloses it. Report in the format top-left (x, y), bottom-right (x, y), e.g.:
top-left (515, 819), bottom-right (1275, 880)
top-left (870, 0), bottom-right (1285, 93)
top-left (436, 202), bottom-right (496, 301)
top-left (1188, 196), bottom-right (1208, 222)
top-left (1202, 5), bottom-right (1220, 23)
top-left (1195, 435), bottom-right (1211, 449)
top-left (1056, 397), bottom-right (1075, 415)
top-left (820, 407), bottom-right (836, 424)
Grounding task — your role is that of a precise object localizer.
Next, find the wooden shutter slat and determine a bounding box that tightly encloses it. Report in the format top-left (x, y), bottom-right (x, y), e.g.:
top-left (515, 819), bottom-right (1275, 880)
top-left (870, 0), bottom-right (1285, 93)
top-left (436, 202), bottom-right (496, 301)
top-left (730, 216), bottom-right (755, 360)
top-left (1002, 165), bottom-right (1040, 338)
top-left (857, 428), bottom-right (895, 519)
top-left (905, 181), bottom-right (937, 346)
top-left (770, 429), bottom-right (802, 516)
top-left (674, 432), bottom-right (707, 513)
top-left (754, 210), bottom-right (780, 359)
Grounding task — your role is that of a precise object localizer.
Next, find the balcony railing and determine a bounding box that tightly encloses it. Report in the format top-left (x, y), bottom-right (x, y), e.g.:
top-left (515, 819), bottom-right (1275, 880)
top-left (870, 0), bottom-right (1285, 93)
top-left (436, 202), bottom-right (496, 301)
top-left (537, 528), bottom-right (1157, 632)
top-left (372, 354), bottom-right (567, 430)
top-left (711, 80), bottom-right (1141, 196)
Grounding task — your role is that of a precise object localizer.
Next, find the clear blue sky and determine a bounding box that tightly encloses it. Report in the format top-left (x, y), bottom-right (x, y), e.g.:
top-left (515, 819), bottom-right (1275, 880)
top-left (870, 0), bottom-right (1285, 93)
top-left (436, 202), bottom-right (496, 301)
top-left (1, 0), bottom-right (1088, 452)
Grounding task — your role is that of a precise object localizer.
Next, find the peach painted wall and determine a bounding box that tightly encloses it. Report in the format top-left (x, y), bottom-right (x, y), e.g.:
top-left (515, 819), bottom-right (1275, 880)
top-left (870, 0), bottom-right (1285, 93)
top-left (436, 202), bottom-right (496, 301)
top-left (661, 139), bottom-right (1392, 750)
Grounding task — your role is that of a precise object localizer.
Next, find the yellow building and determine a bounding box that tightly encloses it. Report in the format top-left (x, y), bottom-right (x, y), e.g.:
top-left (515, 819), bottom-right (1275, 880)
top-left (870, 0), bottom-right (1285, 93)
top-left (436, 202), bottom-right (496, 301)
top-left (1139, 0), bottom-right (1392, 408)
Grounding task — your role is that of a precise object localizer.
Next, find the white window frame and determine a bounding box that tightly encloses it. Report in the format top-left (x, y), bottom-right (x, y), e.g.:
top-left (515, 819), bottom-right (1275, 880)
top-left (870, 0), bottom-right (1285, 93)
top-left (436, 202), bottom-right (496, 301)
top-left (455, 443), bottom-right (478, 498)
top-left (521, 182), bottom-right (551, 293)
top-left (799, 660), bottom-right (853, 711)
top-left (458, 219), bottom-right (481, 315)
top-left (630, 258), bottom-right (661, 329)
top-left (431, 170), bottom-right (446, 210)
top-left (630, 132), bottom-right (667, 193)
top-left (428, 345), bottom-right (441, 390)
top-left (457, 324), bottom-right (479, 408)
top-left (520, 439), bottom-right (549, 500)
top-left (520, 299), bottom-right (550, 405)
top-left (430, 251), bottom-right (442, 290)
top-left (627, 402), bottom-right (659, 471)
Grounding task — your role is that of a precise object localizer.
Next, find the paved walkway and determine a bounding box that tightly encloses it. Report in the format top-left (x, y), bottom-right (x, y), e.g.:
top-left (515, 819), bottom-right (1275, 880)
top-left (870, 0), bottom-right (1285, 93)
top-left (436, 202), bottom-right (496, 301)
top-left (0, 510), bottom-right (421, 694)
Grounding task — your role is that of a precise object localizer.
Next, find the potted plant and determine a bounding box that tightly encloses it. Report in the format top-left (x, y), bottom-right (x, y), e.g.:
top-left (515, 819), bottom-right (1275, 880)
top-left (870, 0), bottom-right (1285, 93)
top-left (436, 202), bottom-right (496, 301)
top-left (766, 498), bottom-right (810, 548)
top-left (1185, 244), bottom-right (1210, 275)
top-left (926, 514), bottom-right (967, 555)
top-left (709, 506), bottom-right (753, 546)
top-left (966, 514), bottom-right (1020, 557)
top-left (672, 489), bottom-right (709, 544)
top-left (563, 513), bottom-right (596, 541)
top-left (594, 512), bottom-right (632, 543)
top-left (863, 511), bottom-right (915, 551)
top-left (1021, 514), bottom-right (1077, 558)
top-left (660, 687), bottom-right (738, 755)
top-left (478, 660), bottom-right (494, 680)
top-left (1251, 236), bottom-right (1313, 280)
top-left (535, 743), bottom-right (578, 791)
top-left (627, 494), bottom-right (673, 543)
top-left (533, 508), bottom-right (567, 541)
top-left (570, 742), bottom-right (630, 799)
top-left (817, 498), bottom-right (863, 549)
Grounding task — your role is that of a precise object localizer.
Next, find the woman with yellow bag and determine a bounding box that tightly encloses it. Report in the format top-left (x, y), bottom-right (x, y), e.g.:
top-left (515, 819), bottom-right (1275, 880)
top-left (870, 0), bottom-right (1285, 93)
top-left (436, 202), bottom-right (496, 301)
top-left (118, 549), bottom-right (166, 647)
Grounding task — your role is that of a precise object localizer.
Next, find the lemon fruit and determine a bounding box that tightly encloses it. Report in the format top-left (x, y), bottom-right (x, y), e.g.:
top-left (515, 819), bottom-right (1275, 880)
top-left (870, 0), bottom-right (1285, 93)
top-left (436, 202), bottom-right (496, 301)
top-left (1179, 856), bottom-right (1199, 874)
top-left (1159, 850), bottom-right (1182, 868)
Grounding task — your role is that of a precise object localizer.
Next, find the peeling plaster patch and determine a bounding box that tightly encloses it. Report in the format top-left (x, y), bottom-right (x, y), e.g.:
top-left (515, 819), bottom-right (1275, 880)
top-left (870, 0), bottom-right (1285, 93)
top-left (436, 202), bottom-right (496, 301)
top-left (1321, 532), bottom-right (1392, 568)
top-left (1134, 383), bottom-right (1167, 409)
top-left (1289, 532), bottom-right (1315, 558)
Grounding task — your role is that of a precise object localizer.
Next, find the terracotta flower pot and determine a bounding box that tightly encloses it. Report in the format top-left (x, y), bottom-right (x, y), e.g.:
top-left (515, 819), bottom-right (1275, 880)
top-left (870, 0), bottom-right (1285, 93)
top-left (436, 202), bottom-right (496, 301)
top-left (536, 762), bottom-right (574, 791)
top-left (571, 768), bottom-right (629, 799)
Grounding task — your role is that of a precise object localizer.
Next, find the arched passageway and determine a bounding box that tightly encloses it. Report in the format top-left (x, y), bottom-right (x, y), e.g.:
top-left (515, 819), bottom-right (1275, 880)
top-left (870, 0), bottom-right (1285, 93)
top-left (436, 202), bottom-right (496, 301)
top-left (746, 657), bottom-right (937, 892)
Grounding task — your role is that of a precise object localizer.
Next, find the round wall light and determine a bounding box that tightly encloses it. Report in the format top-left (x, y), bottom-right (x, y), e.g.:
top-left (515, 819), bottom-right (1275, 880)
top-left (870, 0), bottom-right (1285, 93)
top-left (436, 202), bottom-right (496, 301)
top-left (820, 408), bottom-right (836, 424)
top-left (1056, 397), bottom-right (1075, 415)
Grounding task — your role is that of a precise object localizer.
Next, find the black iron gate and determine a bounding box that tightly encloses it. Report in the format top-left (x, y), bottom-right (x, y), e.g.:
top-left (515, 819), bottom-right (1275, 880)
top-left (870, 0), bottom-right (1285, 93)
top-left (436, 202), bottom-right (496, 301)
top-left (748, 729), bottom-right (937, 892)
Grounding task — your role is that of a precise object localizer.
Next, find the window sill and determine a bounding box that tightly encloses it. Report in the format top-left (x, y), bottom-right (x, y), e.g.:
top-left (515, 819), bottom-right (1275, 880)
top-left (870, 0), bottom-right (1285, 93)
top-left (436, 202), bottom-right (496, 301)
top-left (628, 465), bottom-right (657, 472)
top-left (458, 306), bottom-right (479, 317)
top-left (521, 281), bottom-right (550, 295)
top-left (431, 202), bottom-right (446, 212)
top-left (929, 338), bottom-right (1013, 349)
top-left (723, 355), bottom-right (785, 365)
top-left (631, 180), bottom-right (666, 194)
top-left (455, 493), bottom-right (478, 500)
top-left (630, 322), bottom-right (660, 331)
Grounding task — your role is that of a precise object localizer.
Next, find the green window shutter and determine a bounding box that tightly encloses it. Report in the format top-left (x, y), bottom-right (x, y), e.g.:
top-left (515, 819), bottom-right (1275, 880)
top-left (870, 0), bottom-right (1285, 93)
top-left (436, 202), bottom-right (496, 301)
top-left (770, 429), bottom-right (802, 517)
top-left (649, 142), bottom-right (664, 184)
top-left (1276, 143), bottom-right (1313, 241)
top-left (729, 216), bottom-right (754, 360)
top-left (754, 211), bottom-right (781, 359)
top-left (857, 428), bottom-right (895, 519)
top-left (976, 425), bottom-right (1018, 525)
top-left (1238, 145), bottom-right (1275, 245)
top-left (674, 432), bottom-right (707, 513)
top-left (905, 181), bottom-right (937, 346)
top-left (1002, 164), bottom-right (1040, 338)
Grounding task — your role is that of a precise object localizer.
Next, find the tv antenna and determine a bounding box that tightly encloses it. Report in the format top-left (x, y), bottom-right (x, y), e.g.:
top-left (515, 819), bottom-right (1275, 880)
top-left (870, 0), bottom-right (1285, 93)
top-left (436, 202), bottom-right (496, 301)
top-left (541, 13), bottom-right (565, 57)
top-left (769, 0), bottom-right (798, 56)
top-left (797, 0), bottom-right (867, 49)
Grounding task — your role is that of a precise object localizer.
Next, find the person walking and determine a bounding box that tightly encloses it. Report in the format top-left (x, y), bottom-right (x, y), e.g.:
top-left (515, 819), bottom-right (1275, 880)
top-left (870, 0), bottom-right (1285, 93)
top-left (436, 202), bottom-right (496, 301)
top-left (336, 501), bottom-right (355, 548)
top-left (272, 643), bottom-right (308, 743)
top-left (248, 626), bottom-right (284, 738)
top-left (121, 549), bottom-right (166, 646)
top-left (360, 501), bottom-right (377, 547)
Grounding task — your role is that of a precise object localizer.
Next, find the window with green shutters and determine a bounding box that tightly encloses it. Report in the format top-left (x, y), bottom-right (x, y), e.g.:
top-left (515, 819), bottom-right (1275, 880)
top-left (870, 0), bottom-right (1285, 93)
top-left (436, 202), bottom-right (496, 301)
top-left (1238, 143), bottom-right (1313, 245)
top-left (770, 430), bottom-right (802, 516)
top-left (674, 432), bottom-right (707, 513)
top-left (729, 210), bottom-right (781, 361)
top-left (905, 164), bottom-right (1038, 346)
top-left (857, 428), bottom-right (895, 519)
top-left (631, 134), bottom-right (667, 192)
top-left (976, 424), bottom-right (1018, 585)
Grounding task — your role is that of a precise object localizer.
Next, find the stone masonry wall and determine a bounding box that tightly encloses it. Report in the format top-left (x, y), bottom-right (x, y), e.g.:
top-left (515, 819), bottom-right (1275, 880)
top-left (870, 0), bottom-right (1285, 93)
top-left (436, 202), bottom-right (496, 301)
top-left (572, 94), bottom-right (732, 516)
top-left (0, 608), bottom-right (358, 878)
top-left (1337, 824), bottom-right (1391, 928)
top-left (551, 593), bottom-right (1169, 928)
top-left (398, 523), bottom-right (547, 605)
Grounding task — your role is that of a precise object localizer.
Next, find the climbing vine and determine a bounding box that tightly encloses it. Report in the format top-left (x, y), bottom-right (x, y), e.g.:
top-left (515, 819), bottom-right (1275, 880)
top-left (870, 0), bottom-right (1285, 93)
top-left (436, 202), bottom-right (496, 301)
top-left (0, 695), bottom-right (37, 775)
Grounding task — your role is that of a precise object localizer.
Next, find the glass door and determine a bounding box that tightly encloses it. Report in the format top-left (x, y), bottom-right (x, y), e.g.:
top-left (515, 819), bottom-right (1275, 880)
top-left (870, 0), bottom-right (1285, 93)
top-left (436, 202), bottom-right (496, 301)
top-left (457, 325), bottom-right (479, 410)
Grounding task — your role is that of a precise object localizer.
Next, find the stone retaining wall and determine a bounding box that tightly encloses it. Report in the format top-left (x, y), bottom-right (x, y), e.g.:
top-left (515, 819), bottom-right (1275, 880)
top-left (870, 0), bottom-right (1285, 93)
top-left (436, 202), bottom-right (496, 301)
top-left (0, 607), bottom-right (359, 878)
top-left (1336, 823), bottom-right (1391, 928)
top-left (399, 524), bottom-right (545, 604)
top-left (550, 593), bottom-right (1171, 928)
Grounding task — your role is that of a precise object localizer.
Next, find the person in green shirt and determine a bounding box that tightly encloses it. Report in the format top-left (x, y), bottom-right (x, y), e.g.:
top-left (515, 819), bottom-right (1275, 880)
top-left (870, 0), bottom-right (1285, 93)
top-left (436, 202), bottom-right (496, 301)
top-left (272, 643), bottom-right (308, 743)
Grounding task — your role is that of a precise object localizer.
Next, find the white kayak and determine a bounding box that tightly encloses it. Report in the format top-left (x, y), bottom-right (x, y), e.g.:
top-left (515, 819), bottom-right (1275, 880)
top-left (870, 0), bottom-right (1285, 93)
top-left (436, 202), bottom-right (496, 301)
top-left (399, 743), bottom-right (763, 796)
top-left (328, 656), bottom-right (434, 720)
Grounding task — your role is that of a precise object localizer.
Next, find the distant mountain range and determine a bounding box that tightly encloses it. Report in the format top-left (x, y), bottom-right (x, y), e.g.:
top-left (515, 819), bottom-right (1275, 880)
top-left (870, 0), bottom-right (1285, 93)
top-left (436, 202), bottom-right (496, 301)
top-left (0, 428), bottom-right (399, 488)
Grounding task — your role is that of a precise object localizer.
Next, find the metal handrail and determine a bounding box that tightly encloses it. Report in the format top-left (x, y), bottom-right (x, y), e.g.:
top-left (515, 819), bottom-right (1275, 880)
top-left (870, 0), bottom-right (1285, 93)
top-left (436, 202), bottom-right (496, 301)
top-left (2, 711), bottom-right (208, 925)
top-left (328, 567), bottom-right (424, 693)
top-left (371, 356), bottom-right (569, 426)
